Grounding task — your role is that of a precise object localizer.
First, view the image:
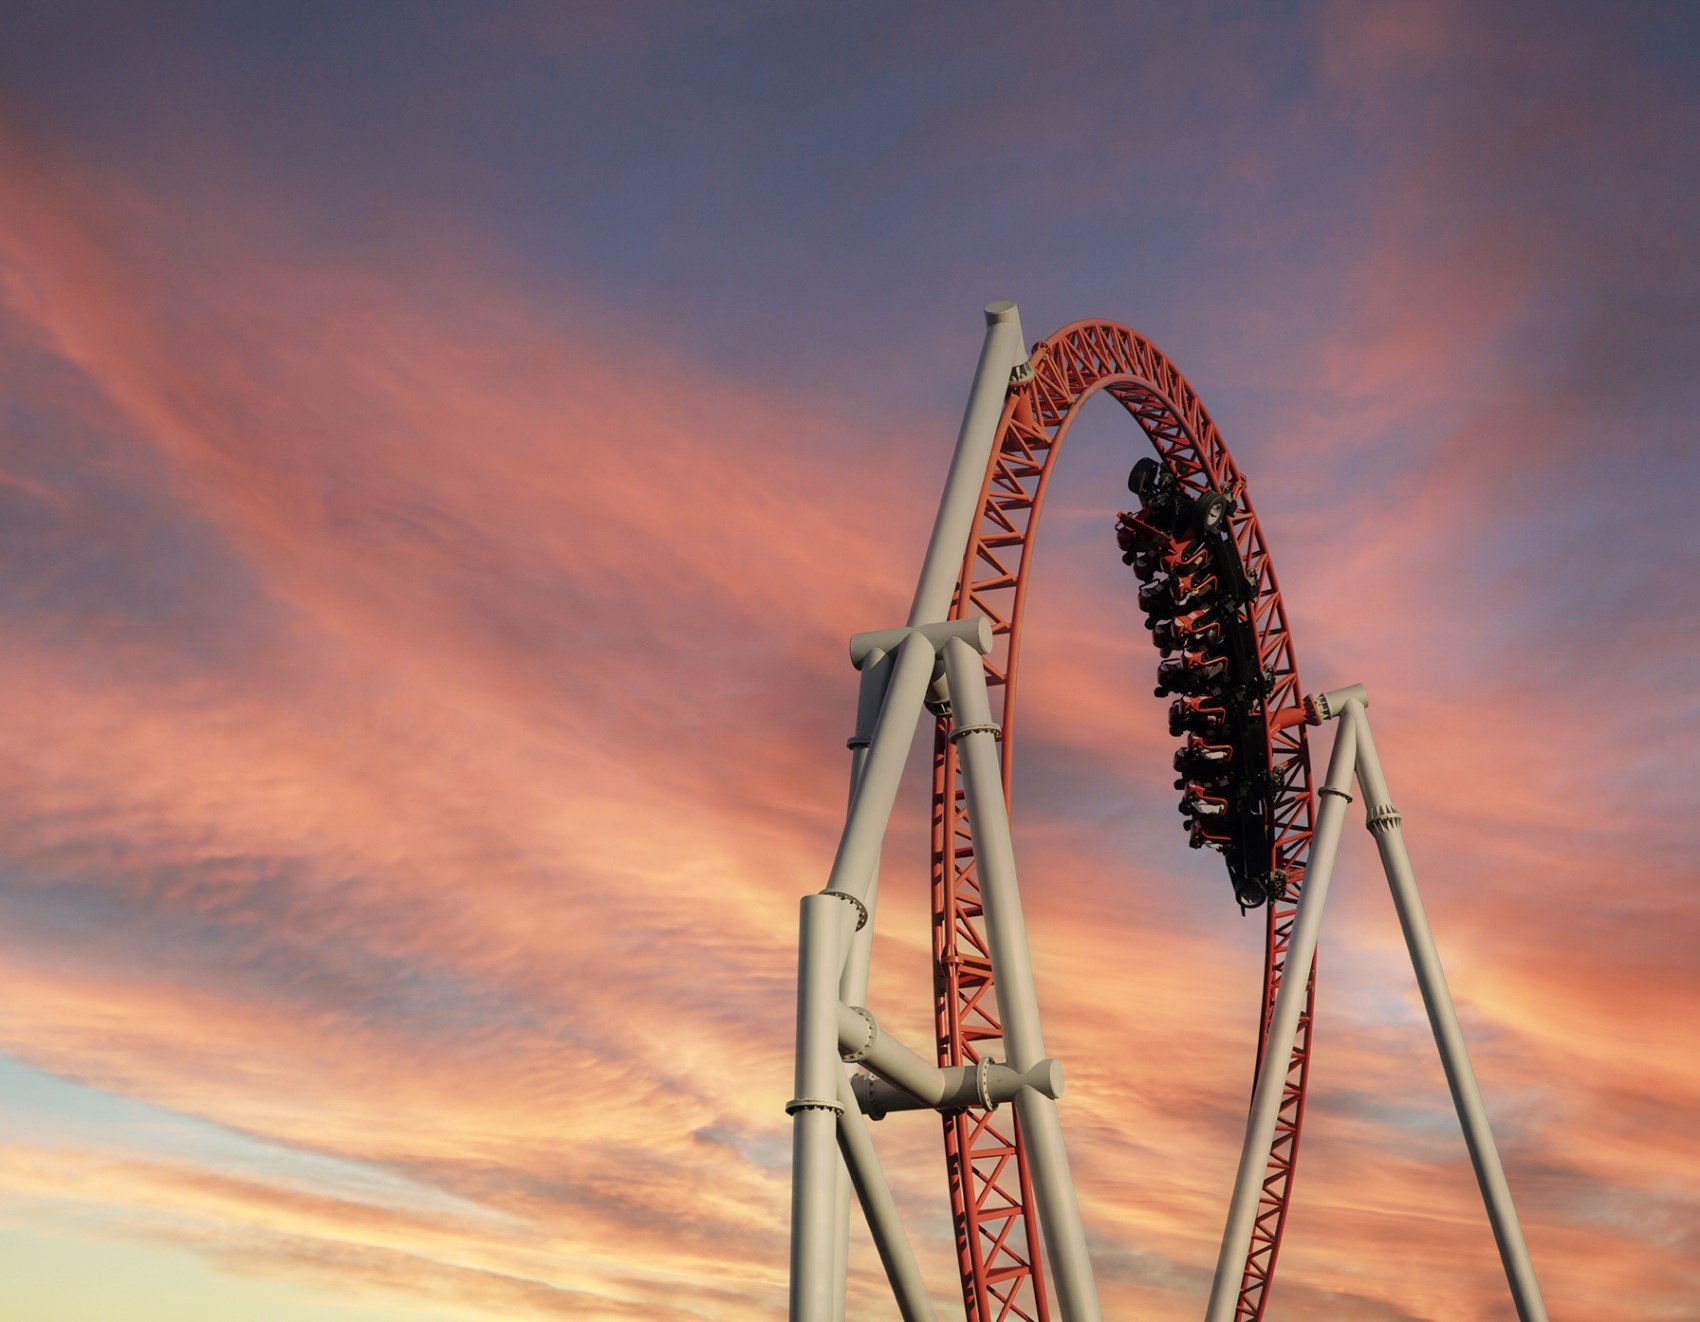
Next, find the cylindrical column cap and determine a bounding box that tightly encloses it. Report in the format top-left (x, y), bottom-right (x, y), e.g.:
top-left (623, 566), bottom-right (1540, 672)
top-left (849, 618), bottom-right (993, 668)
top-left (1305, 683), bottom-right (1370, 724)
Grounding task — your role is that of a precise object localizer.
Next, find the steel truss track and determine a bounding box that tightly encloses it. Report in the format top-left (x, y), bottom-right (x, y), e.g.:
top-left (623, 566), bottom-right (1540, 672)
top-left (930, 320), bottom-right (1318, 1321)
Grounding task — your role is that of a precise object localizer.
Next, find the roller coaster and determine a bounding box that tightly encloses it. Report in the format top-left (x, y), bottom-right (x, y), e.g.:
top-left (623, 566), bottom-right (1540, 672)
top-left (786, 303), bottom-right (1549, 1321)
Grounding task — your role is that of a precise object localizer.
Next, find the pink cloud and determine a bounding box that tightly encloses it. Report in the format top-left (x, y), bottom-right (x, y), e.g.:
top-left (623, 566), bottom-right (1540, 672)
top-left (1, 33), bottom-right (1697, 1315)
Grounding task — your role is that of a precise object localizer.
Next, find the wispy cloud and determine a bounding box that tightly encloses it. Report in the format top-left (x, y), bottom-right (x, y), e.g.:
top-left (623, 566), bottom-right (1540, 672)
top-left (0, 4), bottom-right (1696, 1319)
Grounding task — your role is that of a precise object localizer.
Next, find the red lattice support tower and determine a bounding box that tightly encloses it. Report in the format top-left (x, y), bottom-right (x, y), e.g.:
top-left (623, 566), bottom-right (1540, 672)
top-left (931, 320), bottom-right (1318, 1320)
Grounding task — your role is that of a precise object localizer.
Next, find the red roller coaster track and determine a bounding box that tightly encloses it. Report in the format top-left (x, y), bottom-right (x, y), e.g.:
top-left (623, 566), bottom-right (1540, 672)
top-left (930, 320), bottom-right (1318, 1321)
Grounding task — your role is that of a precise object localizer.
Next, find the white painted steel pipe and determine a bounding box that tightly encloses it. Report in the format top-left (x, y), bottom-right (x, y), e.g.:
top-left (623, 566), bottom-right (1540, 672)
top-left (1205, 714), bottom-right (1358, 1322)
top-left (837, 1003), bottom-right (1063, 1113)
top-left (850, 618), bottom-right (992, 668)
top-left (854, 1058), bottom-right (1064, 1117)
top-left (1307, 682), bottom-right (1369, 723)
top-left (834, 1073), bottom-right (936, 1322)
top-left (839, 649), bottom-right (893, 1005)
top-left (790, 895), bottom-right (848, 1321)
top-left (941, 639), bottom-right (1048, 1063)
top-left (829, 646), bottom-right (893, 1322)
top-left (908, 301), bottom-right (1027, 628)
top-left (943, 637), bottom-right (1102, 1322)
top-left (1344, 704), bottom-right (1549, 1322)
top-left (823, 630), bottom-right (936, 905)
top-left (789, 1105), bottom-right (838, 1322)
top-left (837, 1004), bottom-right (944, 1104)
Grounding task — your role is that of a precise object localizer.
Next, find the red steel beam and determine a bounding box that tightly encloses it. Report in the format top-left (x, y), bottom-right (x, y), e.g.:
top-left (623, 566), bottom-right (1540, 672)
top-left (931, 320), bottom-right (1318, 1321)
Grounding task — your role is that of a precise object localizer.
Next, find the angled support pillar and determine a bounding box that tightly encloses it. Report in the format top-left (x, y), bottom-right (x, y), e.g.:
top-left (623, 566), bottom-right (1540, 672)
top-left (1205, 687), bottom-right (1548, 1322)
top-left (1343, 701), bottom-right (1549, 1321)
top-left (1204, 703), bottom-right (1357, 1322)
top-left (943, 637), bottom-right (1104, 1322)
top-left (828, 646), bottom-right (895, 1319)
top-left (790, 301), bottom-right (1034, 1322)
top-left (791, 617), bottom-right (991, 1322)
top-left (834, 1073), bottom-right (936, 1322)
top-left (909, 300), bottom-right (1028, 628)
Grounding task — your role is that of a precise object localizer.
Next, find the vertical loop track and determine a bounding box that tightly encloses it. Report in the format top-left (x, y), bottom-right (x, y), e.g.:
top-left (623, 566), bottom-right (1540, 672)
top-left (931, 320), bottom-right (1317, 1320)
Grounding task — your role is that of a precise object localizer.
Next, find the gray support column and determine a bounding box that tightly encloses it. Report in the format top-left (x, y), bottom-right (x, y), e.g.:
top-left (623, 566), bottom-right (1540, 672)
top-left (942, 638), bottom-right (1102, 1322)
top-left (829, 648), bottom-right (894, 1320)
top-left (823, 630), bottom-right (936, 906)
top-left (790, 895), bottom-right (848, 1322)
top-left (1343, 704), bottom-right (1549, 1322)
top-left (1205, 715), bottom-right (1359, 1322)
top-left (834, 1073), bottom-right (936, 1322)
top-left (908, 301), bottom-right (1027, 628)
top-left (840, 648), bottom-right (894, 1005)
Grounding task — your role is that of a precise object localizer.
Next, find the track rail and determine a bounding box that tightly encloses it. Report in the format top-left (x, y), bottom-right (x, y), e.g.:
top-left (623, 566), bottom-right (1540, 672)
top-left (930, 320), bottom-right (1318, 1320)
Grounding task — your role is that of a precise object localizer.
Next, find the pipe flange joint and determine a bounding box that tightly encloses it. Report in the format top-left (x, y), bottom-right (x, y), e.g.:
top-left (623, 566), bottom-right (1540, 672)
top-left (822, 889), bottom-right (868, 931)
top-left (975, 1057), bottom-right (997, 1112)
top-left (1366, 805), bottom-right (1402, 833)
top-left (852, 1073), bottom-right (885, 1122)
top-left (840, 1005), bottom-right (878, 1063)
top-left (785, 1096), bottom-right (844, 1116)
top-left (949, 721), bottom-right (1001, 745)
top-left (1307, 684), bottom-right (1369, 723)
top-left (845, 735), bottom-right (871, 750)
top-left (1318, 785), bottom-right (1354, 803)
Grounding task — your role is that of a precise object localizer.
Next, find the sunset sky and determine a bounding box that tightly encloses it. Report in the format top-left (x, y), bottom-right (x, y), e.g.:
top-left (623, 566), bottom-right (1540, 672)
top-left (1, 3), bottom-right (1697, 1319)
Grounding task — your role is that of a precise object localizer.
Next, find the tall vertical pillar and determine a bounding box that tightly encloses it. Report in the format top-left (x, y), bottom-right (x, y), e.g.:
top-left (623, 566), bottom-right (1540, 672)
top-left (789, 893), bottom-right (849, 1320)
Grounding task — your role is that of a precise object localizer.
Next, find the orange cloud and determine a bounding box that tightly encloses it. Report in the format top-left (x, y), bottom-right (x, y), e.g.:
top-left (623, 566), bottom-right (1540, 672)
top-left (1, 27), bottom-right (1697, 1316)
